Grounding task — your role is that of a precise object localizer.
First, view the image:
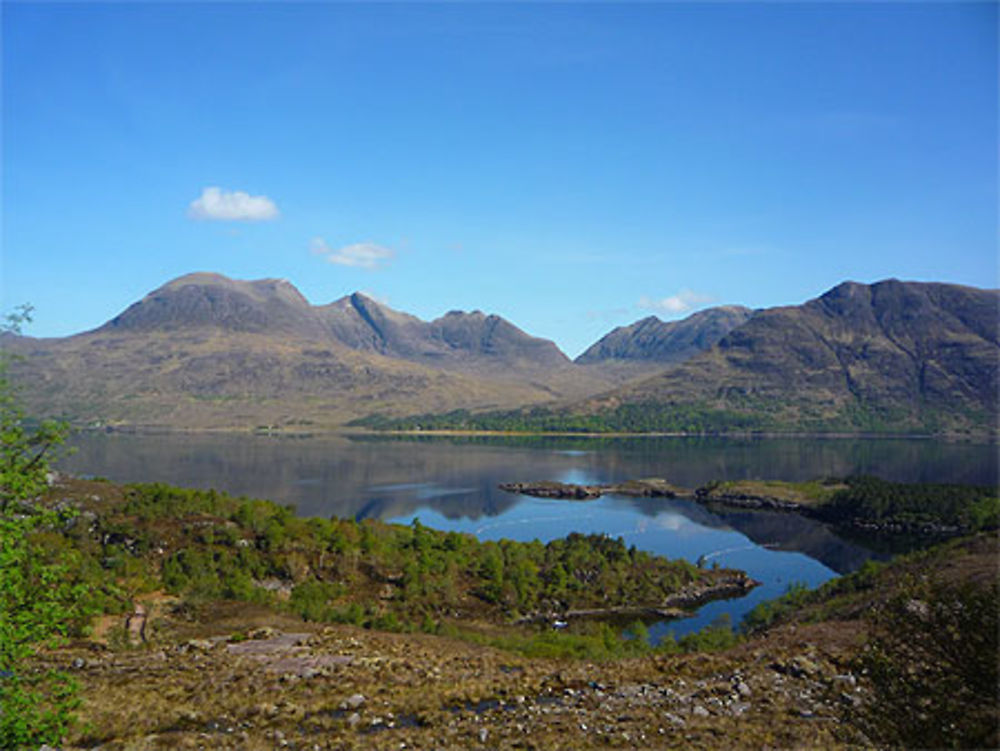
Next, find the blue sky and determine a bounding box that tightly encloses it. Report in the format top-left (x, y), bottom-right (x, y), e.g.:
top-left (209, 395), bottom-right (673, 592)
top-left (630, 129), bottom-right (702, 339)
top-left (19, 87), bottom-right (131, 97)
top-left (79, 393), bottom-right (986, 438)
top-left (3, 2), bottom-right (996, 357)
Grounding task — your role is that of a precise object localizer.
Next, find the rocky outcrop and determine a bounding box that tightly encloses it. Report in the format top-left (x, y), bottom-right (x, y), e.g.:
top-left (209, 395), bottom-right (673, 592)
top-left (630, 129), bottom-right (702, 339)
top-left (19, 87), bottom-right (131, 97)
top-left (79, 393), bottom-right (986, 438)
top-left (499, 481), bottom-right (604, 500)
top-left (500, 478), bottom-right (684, 500)
top-left (516, 574), bottom-right (760, 625)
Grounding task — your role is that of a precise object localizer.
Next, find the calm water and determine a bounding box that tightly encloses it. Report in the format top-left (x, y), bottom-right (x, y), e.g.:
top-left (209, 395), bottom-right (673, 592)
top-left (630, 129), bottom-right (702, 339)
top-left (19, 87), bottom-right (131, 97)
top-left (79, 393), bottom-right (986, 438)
top-left (60, 432), bottom-right (998, 638)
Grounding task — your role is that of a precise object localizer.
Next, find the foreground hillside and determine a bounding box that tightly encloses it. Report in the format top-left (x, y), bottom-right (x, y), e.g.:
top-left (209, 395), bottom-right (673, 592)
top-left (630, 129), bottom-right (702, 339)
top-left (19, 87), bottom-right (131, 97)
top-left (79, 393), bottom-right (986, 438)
top-left (20, 477), bottom-right (997, 749)
top-left (368, 279), bottom-right (999, 437)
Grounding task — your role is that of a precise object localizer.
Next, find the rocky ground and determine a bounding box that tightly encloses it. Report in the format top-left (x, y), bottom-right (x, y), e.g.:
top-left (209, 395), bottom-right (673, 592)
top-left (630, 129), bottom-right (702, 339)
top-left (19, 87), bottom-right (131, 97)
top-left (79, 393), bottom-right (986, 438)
top-left (45, 600), bottom-right (867, 750)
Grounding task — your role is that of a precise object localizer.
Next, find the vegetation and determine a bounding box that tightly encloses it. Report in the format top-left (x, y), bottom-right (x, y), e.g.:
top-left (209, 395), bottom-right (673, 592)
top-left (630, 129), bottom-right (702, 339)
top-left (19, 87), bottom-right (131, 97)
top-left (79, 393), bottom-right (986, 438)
top-left (350, 396), bottom-right (960, 435)
top-left (740, 559), bottom-right (887, 635)
top-left (67, 481), bottom-right (724, 630)
top-left (735, 534), bottom-right (1000, 747)
top-left (853, 575), bottom-right (999, 748)
top-left (448, 612), bottom-right (740, 661)
top-left (350, 401), bottom-right (774, 434)
top-left (5, 472), bottom-right (752, 664)
top-left (817, 475), bottom-right (999, 533)
top-left (1, 305), bottom-right (89, 749)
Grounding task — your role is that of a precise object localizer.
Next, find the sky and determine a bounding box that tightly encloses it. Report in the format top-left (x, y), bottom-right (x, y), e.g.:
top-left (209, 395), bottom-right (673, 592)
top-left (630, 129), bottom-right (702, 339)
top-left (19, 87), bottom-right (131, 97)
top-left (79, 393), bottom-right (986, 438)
top-left (2, 2), bottom-right (997, 358)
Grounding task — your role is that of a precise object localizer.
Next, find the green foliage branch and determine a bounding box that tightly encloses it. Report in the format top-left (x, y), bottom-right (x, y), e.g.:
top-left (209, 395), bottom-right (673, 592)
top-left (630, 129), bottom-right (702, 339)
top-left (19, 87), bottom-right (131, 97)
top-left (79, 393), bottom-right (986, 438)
top-left (0, 305), bottom-right (83, 749)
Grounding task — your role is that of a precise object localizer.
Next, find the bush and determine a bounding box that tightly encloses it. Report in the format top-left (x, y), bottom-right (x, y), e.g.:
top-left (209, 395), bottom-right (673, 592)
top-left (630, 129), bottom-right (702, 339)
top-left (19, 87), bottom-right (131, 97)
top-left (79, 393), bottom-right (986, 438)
top-left (852, 575), bottom-right (999, 748)
top-left (1, 305), bottom-right (87, 748)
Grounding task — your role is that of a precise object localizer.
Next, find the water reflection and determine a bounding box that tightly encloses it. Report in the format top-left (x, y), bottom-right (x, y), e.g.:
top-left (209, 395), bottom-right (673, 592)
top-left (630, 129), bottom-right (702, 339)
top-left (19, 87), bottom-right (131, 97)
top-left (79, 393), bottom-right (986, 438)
top-left (60, 431), bottom-right (995, 633)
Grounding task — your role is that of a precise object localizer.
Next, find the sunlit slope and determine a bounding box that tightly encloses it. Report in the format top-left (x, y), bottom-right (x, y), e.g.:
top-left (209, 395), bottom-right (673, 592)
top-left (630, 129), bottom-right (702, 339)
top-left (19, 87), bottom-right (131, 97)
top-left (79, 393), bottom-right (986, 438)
top-left (2, 273), bottom-right (611, 429)
top-left (581, 280), bottom-right (999, 433)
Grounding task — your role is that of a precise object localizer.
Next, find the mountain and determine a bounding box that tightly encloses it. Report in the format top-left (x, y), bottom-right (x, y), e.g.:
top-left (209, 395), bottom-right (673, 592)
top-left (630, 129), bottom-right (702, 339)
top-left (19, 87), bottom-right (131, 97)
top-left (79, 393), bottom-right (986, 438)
top-left (578, 279), bottom-right (999, 434)
top-left (99, 273), bottom-right (327, 338)
top-left (8, 275), bottom-right (996, 435)
top-left (317, 292), bottom-right (570, 372)
top-left (2, 273), bottom-right (606, 430)
top-left (100, 272), bottom-right (570, 373)
top-left (575, 305), bottom-right (754, 365)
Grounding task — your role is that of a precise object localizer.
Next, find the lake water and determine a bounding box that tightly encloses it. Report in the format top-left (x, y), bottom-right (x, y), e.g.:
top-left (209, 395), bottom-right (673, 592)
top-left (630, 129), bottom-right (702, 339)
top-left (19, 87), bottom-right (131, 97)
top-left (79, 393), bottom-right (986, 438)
top-left (59, 432), bottom-right (998, 639)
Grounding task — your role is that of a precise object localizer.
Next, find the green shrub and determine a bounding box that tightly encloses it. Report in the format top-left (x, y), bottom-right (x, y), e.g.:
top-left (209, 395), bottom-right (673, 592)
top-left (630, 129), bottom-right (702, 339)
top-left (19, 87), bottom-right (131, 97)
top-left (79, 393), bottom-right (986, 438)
top-left (852, 575), bottom-right (999, 748)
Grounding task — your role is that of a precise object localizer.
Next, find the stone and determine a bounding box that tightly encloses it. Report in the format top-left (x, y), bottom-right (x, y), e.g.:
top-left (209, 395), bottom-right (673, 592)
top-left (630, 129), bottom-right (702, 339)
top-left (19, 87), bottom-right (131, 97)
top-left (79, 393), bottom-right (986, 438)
top-left (342, 693), bottom-right (366, 710)
top-left (692, 705), bottom-right (710, 718)
top-left (126, 603), bottom-right (148, 645)
top-left (790, 656), bottom-right (821, 678)
top-left (735, 681), bottom-right (752, 698)
top-left (478, 728), bottom-right (489, 743)
top-left (730, 702), bottom-right (750, 717)
top-left (840, 692), bottom-right (861, 707)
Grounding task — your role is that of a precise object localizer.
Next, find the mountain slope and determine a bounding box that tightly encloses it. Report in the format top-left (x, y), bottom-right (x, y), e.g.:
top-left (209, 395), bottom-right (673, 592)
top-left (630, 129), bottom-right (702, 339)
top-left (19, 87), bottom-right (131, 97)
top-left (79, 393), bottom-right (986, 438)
top-left (576, 306), bottom-right (754, 365)
top-left (317, 294), bottom-right (570, 372)
top-left (2, 273), bottom-right (605, 429)
top-left (583, 279), bottom-right (999, 433)
top-left (369, 280), bottom-right (999, 437)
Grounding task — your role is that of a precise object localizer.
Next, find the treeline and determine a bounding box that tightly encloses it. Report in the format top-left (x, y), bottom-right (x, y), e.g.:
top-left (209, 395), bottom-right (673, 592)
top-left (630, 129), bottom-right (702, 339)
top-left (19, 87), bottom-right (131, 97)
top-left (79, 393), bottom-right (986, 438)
top-left (350, 402), bottom-right (772, 434)
top-left (51, 481), bottom-right (732, 636)
top-left (816, 476), bottom-right (999, 534)
top-left (349, 398), bottom-right (956, 435)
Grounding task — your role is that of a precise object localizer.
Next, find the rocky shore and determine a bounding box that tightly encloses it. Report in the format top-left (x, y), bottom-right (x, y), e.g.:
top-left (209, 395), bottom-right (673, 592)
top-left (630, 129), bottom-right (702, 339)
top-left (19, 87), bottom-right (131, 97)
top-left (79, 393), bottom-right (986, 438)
top-left (504, 477), bottom-right (993, 542)
top-left (499, 478), bottom-right (683, 500)
top-left (516, 575), bottom-right (760, 626)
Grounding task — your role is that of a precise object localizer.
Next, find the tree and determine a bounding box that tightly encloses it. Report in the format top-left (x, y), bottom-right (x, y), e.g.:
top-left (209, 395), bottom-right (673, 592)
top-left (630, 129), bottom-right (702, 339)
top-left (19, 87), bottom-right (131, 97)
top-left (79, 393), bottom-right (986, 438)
top-left (0, 305), bottom-right (82, 749)
top-left (0, 304), bottom-right (70, 513)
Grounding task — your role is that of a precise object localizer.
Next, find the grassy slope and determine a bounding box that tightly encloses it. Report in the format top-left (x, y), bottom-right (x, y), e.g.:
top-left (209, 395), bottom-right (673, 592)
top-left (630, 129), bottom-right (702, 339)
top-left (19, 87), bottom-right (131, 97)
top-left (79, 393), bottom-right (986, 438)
top-left (5, 332), bottom-right (606, 430)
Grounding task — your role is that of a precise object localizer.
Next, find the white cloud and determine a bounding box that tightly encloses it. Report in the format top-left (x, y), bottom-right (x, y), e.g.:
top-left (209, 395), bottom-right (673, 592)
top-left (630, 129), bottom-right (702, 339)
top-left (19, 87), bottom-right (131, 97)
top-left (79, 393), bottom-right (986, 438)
top-left (311, 237), bottom-right (395, 270)
top-left (358, 289), bottom-right (391, 305)
top-left (638, 289), bottom-right (714, 314)
top-left (188, 187), bottom-right (279, 221)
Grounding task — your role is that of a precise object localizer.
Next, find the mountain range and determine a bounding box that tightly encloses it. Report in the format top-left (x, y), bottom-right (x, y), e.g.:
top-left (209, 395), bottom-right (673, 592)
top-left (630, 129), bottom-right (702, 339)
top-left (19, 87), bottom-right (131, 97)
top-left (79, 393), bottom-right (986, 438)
top-left (3, 273), bottom-right (997, 435)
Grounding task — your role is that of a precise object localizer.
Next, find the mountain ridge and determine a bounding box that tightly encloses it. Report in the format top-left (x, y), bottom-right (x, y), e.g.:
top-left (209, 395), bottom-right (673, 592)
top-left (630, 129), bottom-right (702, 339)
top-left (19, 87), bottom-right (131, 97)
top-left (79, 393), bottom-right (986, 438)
top-left (575, 305), bottom-right (755, 365)
top-left (5, 274), bottom-right (996, 434)
top-left (2, 272), bottom-right (611, 429)
top-left (578, 278), bottom-right (999, 434)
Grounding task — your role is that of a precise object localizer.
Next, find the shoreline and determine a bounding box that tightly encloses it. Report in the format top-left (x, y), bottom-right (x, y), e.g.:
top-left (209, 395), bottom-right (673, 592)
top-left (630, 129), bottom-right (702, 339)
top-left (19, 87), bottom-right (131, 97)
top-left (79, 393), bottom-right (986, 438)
top-left (70, 424), bottom-right (996, 444)
top-left (514, 576), bottom-right (762, 626)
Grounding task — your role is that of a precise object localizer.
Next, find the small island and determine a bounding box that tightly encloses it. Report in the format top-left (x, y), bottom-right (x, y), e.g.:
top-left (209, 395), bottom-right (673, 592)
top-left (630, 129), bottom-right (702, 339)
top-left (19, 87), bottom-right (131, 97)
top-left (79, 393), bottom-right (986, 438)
top-left (502, 476), bottom-right (1000, 540)
top-left (499, 477), bottom-right (683, 500)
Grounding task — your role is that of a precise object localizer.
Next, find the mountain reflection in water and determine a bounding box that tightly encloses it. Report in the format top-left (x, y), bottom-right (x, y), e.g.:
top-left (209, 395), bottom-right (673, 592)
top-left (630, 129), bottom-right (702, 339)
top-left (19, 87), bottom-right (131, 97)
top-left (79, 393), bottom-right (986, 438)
top-left (61, 431), bottom-right (996, 633)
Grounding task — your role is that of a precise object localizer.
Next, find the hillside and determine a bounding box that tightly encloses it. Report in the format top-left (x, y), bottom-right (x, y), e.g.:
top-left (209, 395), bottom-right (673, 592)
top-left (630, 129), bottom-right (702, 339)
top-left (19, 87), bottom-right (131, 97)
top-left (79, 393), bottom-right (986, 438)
top-left (602, 280), bottom-right (998, 431)
top-left (576, 305), bottom-right (754, 365)
top-left (27, 476), bottom-right (1000, 749)
top-left (2, 273), bottom-right (610, 430)
top-left (362, 280), bottom-right (1000, 436)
